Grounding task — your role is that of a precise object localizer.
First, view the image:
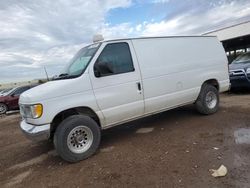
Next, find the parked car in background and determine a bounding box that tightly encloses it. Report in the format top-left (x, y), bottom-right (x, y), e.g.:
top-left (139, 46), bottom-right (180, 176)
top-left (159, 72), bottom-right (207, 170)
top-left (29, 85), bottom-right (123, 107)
top-left (229, 52), bottom-right (250, 89)
top-left (0, 88), bottom-right (13, 96)
top-left (0, 85), bottom-right (34, 114)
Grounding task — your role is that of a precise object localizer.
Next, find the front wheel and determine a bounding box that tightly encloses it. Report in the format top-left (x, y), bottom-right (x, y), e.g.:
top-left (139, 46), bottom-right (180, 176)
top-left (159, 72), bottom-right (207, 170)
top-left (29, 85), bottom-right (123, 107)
top-left (54, 115), bottom-right (101, 163)
top-left (195, 84), bottom-right (219, 115)
top-left (0, 103), bottom-right (7, 114)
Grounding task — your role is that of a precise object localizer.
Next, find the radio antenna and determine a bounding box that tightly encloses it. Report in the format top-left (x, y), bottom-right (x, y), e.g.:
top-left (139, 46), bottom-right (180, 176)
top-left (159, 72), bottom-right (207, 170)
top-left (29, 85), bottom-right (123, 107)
top-left (44, 66), bottom-right (49, 81)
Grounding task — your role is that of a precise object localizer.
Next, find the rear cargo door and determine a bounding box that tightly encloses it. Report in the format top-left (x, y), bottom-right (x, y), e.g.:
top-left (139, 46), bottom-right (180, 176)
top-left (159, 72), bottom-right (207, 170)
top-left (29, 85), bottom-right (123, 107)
top-left (89, 41), bottom-right (144, 126)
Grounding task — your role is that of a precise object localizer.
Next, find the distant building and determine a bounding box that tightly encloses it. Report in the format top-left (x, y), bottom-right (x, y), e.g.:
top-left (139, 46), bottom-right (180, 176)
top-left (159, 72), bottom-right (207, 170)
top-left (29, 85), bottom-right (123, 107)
top-left (203, 21), bottom-right (250, 63)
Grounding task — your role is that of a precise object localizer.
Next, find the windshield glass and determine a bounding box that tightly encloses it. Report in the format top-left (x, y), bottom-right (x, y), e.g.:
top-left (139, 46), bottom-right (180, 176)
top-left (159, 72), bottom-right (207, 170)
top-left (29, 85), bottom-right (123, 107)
top-left (232, 52), bottom-right (250, 64)
top-left (61, 43), bottom-right (100, 78)
top-left (1, 88), bottom-right (16, 96)
top-left (0, 88), bottom-right (12, 95)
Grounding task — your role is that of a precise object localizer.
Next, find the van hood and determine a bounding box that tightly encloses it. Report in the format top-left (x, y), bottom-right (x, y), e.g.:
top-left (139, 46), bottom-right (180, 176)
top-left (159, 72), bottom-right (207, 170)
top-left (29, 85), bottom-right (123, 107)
top-left (19, 75), bottom-right (92, 104)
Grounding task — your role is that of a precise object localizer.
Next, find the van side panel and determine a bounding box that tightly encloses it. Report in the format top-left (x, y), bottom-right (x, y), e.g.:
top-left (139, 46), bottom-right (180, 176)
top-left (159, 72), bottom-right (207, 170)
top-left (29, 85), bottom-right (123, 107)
top-left (132, 37), bottom-right (229, 114)
top-left (88, 41), bottom-right (144, 127)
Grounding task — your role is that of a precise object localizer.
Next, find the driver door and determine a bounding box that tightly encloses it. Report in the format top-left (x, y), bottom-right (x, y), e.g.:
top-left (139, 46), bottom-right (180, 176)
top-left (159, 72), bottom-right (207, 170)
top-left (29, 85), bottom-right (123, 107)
top-left (89, 41), bottom-right (144, 127)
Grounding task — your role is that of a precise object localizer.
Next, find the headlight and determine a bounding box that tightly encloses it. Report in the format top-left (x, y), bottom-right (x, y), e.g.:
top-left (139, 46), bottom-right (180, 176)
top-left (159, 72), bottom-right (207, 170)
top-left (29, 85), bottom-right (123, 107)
top-left (246, 68), bottom-right (250, 74)
top-left (20, 104), bottom-right (43, 119)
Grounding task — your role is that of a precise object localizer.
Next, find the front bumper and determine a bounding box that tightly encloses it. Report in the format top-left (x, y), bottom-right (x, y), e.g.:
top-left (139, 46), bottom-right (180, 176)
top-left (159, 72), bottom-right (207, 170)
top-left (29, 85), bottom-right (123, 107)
top-left (20, 120), bottom-right (50, 142)
top-left (230, 75), bottom-right (250, 88)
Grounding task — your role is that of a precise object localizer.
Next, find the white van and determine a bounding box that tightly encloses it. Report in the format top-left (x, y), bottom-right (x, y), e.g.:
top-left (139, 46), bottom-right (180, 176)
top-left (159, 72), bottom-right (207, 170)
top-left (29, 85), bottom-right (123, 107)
top-left (19, 36), bottom-right (229, 162)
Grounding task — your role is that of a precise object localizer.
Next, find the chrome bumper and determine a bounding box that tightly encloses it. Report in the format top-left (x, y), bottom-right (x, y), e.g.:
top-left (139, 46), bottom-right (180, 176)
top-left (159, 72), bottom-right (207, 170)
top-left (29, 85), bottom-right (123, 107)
top-left (20, 120), bottom-right (50, 142)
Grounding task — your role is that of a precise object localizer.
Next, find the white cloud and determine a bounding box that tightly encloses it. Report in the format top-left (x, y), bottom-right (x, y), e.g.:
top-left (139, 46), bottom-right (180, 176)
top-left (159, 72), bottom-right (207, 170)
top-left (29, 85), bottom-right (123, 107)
top-left (0, 0), bottom-right (132, 83)
top-left (136, 24), bottom-right (142, 32)
top-left (141, 0), bottom-right (250, 36)
top-left (0, 0), bottom-right (250, 83)
top-left (141, 15), bottom-right (184, 36)
top-left (101, 23), bottom-right (135, 39)
top-left (103, 0), bottom-right (132, 10)
top-left (152, 0), bottom-right (170, 4)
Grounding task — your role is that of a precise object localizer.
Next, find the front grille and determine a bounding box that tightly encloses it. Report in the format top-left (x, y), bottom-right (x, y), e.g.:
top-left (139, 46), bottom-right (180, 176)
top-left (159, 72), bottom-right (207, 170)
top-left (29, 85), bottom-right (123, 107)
top-left (230, 69), bottom-right (246, 76)
top-left (231, 69), bottom-right (245, 76)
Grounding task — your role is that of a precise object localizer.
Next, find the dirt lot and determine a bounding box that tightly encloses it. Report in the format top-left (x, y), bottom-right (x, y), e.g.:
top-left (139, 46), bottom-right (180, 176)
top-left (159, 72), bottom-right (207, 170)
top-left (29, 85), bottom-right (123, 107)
top-left (1, 92), bottom-right (250, 188)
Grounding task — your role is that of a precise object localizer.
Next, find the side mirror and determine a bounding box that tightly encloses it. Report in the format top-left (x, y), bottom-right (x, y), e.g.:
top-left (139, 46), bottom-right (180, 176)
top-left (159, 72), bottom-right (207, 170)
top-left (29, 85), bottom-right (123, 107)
top-left (94, 61), bottom-right (114, 77)
top-left (94, 67), bottom-right (101, 77)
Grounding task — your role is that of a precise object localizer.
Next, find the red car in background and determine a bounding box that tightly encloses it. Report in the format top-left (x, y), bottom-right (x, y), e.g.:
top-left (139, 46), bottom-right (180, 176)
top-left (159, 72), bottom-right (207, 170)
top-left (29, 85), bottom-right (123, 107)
top-left (0, 85), bottom-right (34, 114)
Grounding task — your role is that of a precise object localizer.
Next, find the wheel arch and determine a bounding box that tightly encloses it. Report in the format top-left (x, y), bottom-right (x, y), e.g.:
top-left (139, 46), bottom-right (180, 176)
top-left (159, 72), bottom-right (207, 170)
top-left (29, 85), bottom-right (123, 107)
top-left (50, 106), bottom-right (101, 138)
top-left (195, 78), bottom-right (220, 102)
top-left (202, 79), bottom-right (219, 90)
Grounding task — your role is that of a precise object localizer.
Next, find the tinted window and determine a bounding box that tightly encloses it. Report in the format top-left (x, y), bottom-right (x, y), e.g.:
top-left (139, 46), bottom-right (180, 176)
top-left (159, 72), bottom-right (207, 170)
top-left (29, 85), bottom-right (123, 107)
top-left (14, 86), bottom-right (30, 96)
top-left (94, 43), bottom-right (134, 77)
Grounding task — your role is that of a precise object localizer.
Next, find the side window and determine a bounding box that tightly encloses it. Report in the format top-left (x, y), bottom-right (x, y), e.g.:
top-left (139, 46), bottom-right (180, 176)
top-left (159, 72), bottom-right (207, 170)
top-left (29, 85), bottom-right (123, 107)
top-left (94, 42), bottom-right (134, 77)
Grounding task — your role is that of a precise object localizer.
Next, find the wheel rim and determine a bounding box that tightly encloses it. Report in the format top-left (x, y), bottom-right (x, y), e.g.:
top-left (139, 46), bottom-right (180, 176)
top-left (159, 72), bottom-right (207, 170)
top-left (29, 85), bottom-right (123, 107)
top-left (67, 126), bottom-right (93, 154)
top-left (0, 104), bottom-right (6, 114)
top-left (205, 91), bottom-right (217, 109)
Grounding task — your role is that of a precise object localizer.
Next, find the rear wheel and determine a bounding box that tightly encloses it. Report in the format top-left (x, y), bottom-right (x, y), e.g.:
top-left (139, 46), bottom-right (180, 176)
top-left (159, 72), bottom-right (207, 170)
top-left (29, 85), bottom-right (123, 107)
top-left (54, 115), bottom-right (101, 163)
top-left (0, 103), bottom-right (7, 114)
top-left (195, 84), bottom-right (219, 115)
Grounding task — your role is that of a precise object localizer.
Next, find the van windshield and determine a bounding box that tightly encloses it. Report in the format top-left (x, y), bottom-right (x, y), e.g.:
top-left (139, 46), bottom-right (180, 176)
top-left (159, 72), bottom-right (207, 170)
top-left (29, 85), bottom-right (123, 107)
top-left (232, 52), bottom-right (250, 64)
top-left (58, 43), bottom-right (100, 79)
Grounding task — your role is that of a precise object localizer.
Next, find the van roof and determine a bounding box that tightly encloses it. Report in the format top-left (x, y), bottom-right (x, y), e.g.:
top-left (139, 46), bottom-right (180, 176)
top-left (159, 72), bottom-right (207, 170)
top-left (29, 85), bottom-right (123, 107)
top-left (102, 35), bottom-right (217, 43)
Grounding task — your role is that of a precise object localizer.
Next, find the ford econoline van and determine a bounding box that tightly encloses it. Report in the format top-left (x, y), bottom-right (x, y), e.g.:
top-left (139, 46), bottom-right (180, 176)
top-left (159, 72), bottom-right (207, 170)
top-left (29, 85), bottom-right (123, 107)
top-left (19, 36), bottom-right (230, 162)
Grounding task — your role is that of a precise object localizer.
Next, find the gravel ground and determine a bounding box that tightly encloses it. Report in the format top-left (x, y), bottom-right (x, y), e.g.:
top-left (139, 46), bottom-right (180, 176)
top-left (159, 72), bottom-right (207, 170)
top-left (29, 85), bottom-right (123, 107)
top-left (0, 92), bottom-right (250, 188)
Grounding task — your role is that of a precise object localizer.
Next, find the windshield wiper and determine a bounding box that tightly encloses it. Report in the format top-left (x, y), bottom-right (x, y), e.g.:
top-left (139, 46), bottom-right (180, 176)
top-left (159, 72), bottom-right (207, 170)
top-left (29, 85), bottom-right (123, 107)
top-left (58, 73), bottom-right (69, 77)
top-left (52, 73), bottom-right (78, 80)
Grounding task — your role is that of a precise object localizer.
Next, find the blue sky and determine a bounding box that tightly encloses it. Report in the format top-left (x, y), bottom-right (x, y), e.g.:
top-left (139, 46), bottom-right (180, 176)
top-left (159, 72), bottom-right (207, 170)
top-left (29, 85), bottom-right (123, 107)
top-left (107, 2), bottom-right (165, 25)
top-left (0, 0), bottom-right (250, 83)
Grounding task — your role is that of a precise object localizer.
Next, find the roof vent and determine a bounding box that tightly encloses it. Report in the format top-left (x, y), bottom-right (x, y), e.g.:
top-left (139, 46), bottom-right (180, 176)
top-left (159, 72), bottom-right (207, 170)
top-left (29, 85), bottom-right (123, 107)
top-left (93, 34), bottom-right (104, 43)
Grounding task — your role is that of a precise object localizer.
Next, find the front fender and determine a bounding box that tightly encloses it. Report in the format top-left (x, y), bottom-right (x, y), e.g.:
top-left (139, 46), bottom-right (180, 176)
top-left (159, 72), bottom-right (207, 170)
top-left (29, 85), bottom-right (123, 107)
top-left (25, 90), bottom-right (104, 126)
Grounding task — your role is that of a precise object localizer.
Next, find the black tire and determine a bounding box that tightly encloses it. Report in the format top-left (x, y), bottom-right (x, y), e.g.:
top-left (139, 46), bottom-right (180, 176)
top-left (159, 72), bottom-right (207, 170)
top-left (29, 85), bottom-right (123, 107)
top-left (195, 84), bottom-right (219, 115)
top-left (0, 103), bottom-right (7, 115)
top-left (54, 115), bottom-right (101, 163)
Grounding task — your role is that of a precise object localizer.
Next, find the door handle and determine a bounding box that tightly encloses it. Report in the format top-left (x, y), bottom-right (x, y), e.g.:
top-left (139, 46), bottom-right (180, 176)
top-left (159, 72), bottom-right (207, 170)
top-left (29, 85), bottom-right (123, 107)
top-left (136, 82), bottom-right (142, 92)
